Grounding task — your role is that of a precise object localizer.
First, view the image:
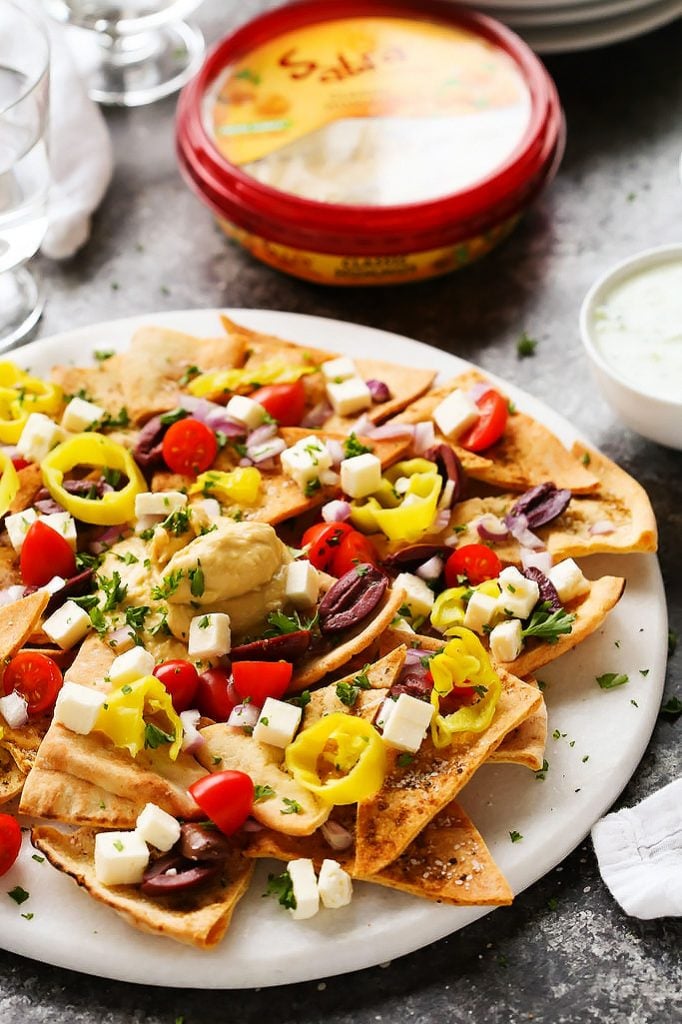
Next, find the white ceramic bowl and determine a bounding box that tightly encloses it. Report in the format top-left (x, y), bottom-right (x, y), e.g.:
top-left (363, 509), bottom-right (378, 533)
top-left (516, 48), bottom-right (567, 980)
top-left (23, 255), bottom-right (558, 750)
top-left (579, 243), bottom-right (682, 449)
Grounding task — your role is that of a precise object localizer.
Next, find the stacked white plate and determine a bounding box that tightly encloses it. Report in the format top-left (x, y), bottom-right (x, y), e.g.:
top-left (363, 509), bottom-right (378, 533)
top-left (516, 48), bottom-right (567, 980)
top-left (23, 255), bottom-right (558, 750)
top-left (458, 0), bottom-right (682, 53)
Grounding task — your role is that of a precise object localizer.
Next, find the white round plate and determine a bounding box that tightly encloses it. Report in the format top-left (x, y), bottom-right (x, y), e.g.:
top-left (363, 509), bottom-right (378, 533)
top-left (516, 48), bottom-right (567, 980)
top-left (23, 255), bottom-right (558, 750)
top-left (0, 309), bottom-right (666, 989)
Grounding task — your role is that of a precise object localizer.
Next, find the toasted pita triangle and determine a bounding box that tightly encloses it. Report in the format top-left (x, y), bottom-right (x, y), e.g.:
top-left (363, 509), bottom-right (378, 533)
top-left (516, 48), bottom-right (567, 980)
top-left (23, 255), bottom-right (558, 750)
top-left (322, 358), bottom-right (436, 433)
top-left (302, 646), bottom-right (406, 727)
top-left (354, 668), bottom-right (541, 875)
top-left (20, 767), bottom-right (146, 827)
top-left (32, 825), bottom-right (254, 949)
top-left (0, 746), bottom-right (25, 804)
top-left (0, 590), bottom-right (49, 664)
top-left (489, 687), bottom-right (547, 771)
top-left (63, 633), bottom-right (116, 688)
top-left (220, 314), bottom-right (334, 369)
top-left (8, 463), bottom-right (43, 515)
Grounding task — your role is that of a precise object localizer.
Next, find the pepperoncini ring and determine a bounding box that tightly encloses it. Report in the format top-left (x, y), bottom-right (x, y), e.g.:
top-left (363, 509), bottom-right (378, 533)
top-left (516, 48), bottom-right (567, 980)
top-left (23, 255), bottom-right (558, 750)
top-left (41, 433), bottom-right (146, 525)
top-left (0, 364), bottom-right (62, 443)
top-left (0, 451), bottom-right (19, 519)
top-left (190, 466), bottom-right (261, 506)
top-left (188, 361), bottom-right (315, 400)
top-left (350, 458), bottom-right (442, 542)
top-left (94, 675), bottom-right (182, 760)
top-left (285, 712), bottom-right (386, 805)
top-left (429, 627), bottom-right (502, 747)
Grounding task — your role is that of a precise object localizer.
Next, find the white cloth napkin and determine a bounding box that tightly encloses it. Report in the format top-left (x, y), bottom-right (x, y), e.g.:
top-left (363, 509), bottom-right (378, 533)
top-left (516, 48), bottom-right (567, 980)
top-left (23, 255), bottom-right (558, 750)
top-left (29, 2), bottom-right (113, 259)
top-left (591, 778), bottom-right (682, 919)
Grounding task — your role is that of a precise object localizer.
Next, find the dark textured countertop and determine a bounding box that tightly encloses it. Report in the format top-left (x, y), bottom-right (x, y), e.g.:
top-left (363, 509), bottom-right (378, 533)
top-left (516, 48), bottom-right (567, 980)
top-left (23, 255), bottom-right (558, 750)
top-left (1, 2), bottom-right (681, 1021)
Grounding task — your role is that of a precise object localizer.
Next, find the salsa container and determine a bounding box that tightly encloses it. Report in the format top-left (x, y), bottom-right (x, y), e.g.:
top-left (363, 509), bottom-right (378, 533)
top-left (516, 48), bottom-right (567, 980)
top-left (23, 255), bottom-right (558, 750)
top-left (176, 0), bottom-right (565, 286)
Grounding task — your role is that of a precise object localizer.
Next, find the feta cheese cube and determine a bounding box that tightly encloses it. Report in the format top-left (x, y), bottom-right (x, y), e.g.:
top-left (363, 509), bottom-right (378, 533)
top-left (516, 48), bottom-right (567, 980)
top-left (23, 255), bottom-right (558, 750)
top-left (489, 618), bottom-right (523, 663)
top-left (53, 681), bottom-right (106, 735)
top-left (548, 558), bottom-right (590, 604)
top-left (109, 646), bottom-right (155, 687)
top-left (280, 435), bottom-right (332, 492)
top-left (4, 508), bottom-right (38, 552)
top-left (41, 511), bottom-right (77, 549)
top-left (287, 859), bottom-right (319, 920)
top-left (321, 356), bottom-right (357, 383)
top-left (432, 389), bottom-right (480, 440)
top-left (381, 692), bottom-right (433, 754)
top-left (496, 566), bottom-right (540, 620)
top-left (135, 803), bottom-right (181, 852)
top-left (375, 697), bottom-right (396, 730)
top-left (199, 498), bottom-right (221, 520)
top-left (42, 575), bottom-right (66, 596)
top-left (134, 491), bottom-right (188, 518)
top-left (285, 561), bottom-right (320, 609)
top-left (60, 396), bottom-right (105, 432)
top-left (318, 859), bottom-right (353, 909)
top-left (94, 830), bottom-right (149, 886)
top-left (463, 590), bottom-right (499, 634)
top-left (393, 572), bottom-right (435, 619)
top-left (225, 394), bottom-right (267, 430)
top-left (16, 413), bottom-right (64, 463)
top-left (253, 697), bottom-right (302, 748)
top-left (43, 600), bottom-right (92, 650)
top-left (340, 452), bottom-right (382, 499)
top-left (188, 612), bottom-right (231, 659)
top-left (326, 377), bottom-right (372, 417)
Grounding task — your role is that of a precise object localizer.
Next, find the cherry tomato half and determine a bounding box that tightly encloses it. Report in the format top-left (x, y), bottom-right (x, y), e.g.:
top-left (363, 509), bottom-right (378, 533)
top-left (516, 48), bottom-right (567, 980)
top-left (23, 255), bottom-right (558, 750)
top-left (153, 659), bottom-right (199, 714)
top-left (425, 670), bottom-right (477, 714)
top-left (232, 660), bottom-right (293, 705)
top-left (195, 667), bottom-right (236, 722)
top-left (162, 418), bottom-right (218, 476)
top-left (0, 814), bottom-right (22, 876)
top-left (444, 544), bottom-right (502, 588)
top-left (20, 520), bottom-right (76, 588)
top-left (188, 770), bottom-right (254, 836)
top-left (458, 389), bottom-right (508, 453)
top-left (330, 531), bottom-right (378, 578)
top-left (250, 380), bottom-right (306, 427)
top-left (11, 457), bottom-right (30, 471)
top-left (301, 521), bottom-right (353, 571)
top-left (3, 651), bottom-right (63, 716)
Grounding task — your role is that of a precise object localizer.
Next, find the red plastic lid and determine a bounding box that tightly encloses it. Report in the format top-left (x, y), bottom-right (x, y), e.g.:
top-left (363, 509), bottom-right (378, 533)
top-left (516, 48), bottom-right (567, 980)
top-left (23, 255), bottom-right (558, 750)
top-left (177, 0), bottom-right (563, 255)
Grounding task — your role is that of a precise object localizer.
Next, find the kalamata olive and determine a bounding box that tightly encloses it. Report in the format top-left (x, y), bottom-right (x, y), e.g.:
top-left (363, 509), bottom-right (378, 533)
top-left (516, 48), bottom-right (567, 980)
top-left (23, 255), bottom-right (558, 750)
top-left (134, 414), bottom-right (178, 470)
top-left (389, 669), bottom-right (432, 700)
top-left (366, 379), bottom-right (391, 403)
top-left (318, 564), bottom-right (388, 633)
top-left (508, 483), bottom-right (571, 530)
top-left (230, 630), bottom-right (311, 663)
top-left (382, 544), bottom-right (450, 571)
top-left (423, 443), bottom-right (464, 506)
top-left (179, 823), bottom-right (233, 862)
top-left (44, 568), bottom-right (95, 616)
top-left (522, 567), bottom-right (562, 612)
top-left (140, 852), bottom-right (221, 895)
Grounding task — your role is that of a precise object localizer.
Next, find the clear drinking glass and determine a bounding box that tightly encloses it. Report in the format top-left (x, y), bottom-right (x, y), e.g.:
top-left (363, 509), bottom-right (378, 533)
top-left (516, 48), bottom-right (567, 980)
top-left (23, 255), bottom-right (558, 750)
top-left (0, 1), bottom-right (50, 350)
top-left (44, 1), bottom-right (205, 107)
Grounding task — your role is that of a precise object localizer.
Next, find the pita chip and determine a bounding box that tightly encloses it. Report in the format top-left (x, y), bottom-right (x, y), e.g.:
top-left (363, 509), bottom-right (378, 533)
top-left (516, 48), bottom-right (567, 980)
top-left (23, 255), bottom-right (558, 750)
top-left (322, 358), bottom-right (436, 432)
top-left (302, 647), bottom-right (406, 728)
top-left (20, 767), bottom-right (147, 827)
top-left (32, 825), bottom-right (254, 949)
top-left (0, 746), bottom-right (26, 804)
top-left (489, 694), bottom-right (547, 772)
top-left (0, 590), bottom-right (49, 665)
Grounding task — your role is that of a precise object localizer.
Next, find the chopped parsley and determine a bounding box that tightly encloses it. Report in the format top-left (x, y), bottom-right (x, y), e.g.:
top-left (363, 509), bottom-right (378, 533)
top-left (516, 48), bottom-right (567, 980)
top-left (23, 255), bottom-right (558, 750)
top-left (125, 605), bottom-right (149, 633)
top-left (280, 798), bottom-right (302, 815)
top-left (76, 550), bottom-right (103, 571)
top-left (304, 478), bottom-right (321, 498)
top-left (162, 507), bottom-right (191, 535)
top-left (581, 452), bottom-right (592, 467)
top-left (517, 332), bottom-right (538, 358)
top-left (547, 897), bottom-right (559, 911)
top-left (397, 753), bottom-right (415, 768)
top-left (31, 854), bottom-right (44, 864)
top-left (94, 349), bottom-right (114, 362)
top-left (534, 758), bottom-right (549, 781)
top-left (596, 672), bottom-right (629, 690)
top-left (7, 886), bottom-right (29, 905)
top-left (159, 407), bottom-right (188, 426)
top-left (113, 839), bottom-right (124, 852)
top-left (115, 550), bottom-right (138, 566)
top-left (152, 569), bottom-right (183, 601)
top-left (264, 870), bottom-right (296, 910)
top-left (179, 365), bottom-right (201, 386)
top-left (144, 722), bottom-right (176, 749)
top-left (509, 830), bottom-right (523, 843)
top-left (94, 407), bottom-right (130, 430)
top-left (266, 609), bottom-right (317, 636)
top-left (189, 564), bottom-right (205, 598)
top-left (343, 433), bottom-right (372, 459)
top-left (521, 603), bottom-right (575, 643)
top-left (254, 784), bottom-right (276, 802)
top-left (288, 690), bottom-right (311, 708)
top-left (21, 912), bottom-right (34, 921)
top-left (99, 570), bottom-right (128, 612)
top-left (198, 615), bottom-right (210, 629)
top-left (89, 606), bottom-right (108, 635)
top-left (659, 696), bottom-right (682, 720)
top-left (335, 666), bottom-right (371, 707)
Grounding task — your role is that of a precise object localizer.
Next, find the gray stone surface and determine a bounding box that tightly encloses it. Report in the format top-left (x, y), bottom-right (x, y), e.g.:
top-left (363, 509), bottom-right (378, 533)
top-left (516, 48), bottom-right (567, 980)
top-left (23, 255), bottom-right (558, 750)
top-left (1, 2), bottom-right (681, 1021)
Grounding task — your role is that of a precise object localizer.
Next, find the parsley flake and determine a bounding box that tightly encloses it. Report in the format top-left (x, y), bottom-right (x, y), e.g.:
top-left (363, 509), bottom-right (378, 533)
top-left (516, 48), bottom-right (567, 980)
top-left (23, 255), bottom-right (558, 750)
top-left (509, 830), bottom-right (523, 843)
top-left (280, 798), bottom-right (302, 815)
top-left (660, 696), bottom-right (682, 720)
top-left (517, 332), bottom-right (538, 358)
top-left (522, 603), bottom-right (575, 644)
top-left (7, 886), bottom-right (29, 905)
top-left (254, 784), bottom-right (276, 802)
top-left (144, 723), bottom-right (176, 749)
top-left (264, 871), bottom-right (296, 910)
top-left (596, 672), bottom-right (629, 690)
top-left (343, 433), bottom-right (372, 459)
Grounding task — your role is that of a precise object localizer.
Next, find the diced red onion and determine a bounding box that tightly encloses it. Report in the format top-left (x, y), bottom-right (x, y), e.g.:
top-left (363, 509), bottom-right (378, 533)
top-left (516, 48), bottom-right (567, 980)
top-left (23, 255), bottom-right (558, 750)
top-left (320, 820), bottom-right (354, 851)
top-left (89, 524), bottom-right (127, 553)
top-left (322, 499), bottom-right (351, 523)
top-left (444, 533), bottom-right (460, 548)
top-left (301, 400), bottom-right (332, 429)
top-left (255, 457), bottom-right (279, 472)
top-left (228, 703), bottom-right (261, 729)
top-left (325, 439), bottom-right (345, 466)
top-left (227, 680), bottom-right (240, 707)
top-left (248, 438), bottom-right (286, 463)
top-left (178, 395), bottom-right (244, 437)
top-left (320, 469), bottom-right (339, 487)
top-left (351, 413), bottom-right (373, 436)
top-left (520, 548), bottom-right (553, 574)
top-left (0, 445), bottom-right (19, 459)
top-left (468, 382), bottom-right (491, 402)
top-left (589, 520), bottom-right (616, 536)
top-left (242, 817), bottom-right (264, 833)
top-left (239, 456), bottom-right (254, 467)
top-left (366, 379), bottom-right (391, 404)
top-left (366, 423), bottom-right (415, 440)
top-left (404, 647), bottom-right (436, 667)
top-left (438, 480), bottom-right (455, 511)
top-left (416, 555), bottom-right (444, 581)
top-left (106, 626), bottom-right (136, 653)
top-left (34, 497), bottom-right (65, 515)
top-left (413, 421), bottom-right (435, 455)
top-left (0, 585), bottom-right (28, 607)
top-left (180, 709), bottom-right (205, 754)
top-left (431, 509), bottom-right (450, 533)
top-left (0, 690), bottom-right (29, 728)
top-left (476, 514), bottom-right (510, 543)
top-left (506, 513), bottom-right (545, 551)
top-left (247, 423), bottom-right (277, 447)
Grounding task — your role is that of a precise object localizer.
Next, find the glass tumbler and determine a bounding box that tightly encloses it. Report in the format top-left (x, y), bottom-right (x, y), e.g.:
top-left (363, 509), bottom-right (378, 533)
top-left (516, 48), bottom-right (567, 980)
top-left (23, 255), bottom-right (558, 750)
top-left (0, 2), bottom-right (50, 350)
top-left (44, 1), bottom-right (205, 107)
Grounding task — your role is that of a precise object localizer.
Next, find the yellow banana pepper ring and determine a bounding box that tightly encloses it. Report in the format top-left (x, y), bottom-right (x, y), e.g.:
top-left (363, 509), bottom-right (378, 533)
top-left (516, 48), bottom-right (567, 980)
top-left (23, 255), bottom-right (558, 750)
top-left (429, 627), bottom-right (502, 748)
top-left (285, 712), bottom-right (386, 805)
top-left (431, 580), bottom-right (500, 635)
top-left (350, 459), bottom-right (442, 542)
top-left (95, 675), bottom-right (182, 760)
top-left (0, 451), bottom-right (19, 518)
top-left (190, 466), bottom-right (261, 506)
top-left (0, 366), bottom-right (62, 444)
top-left (41, 433), bottom-right (146, 525)
top-left (188, 361), bottom-right (315, 400)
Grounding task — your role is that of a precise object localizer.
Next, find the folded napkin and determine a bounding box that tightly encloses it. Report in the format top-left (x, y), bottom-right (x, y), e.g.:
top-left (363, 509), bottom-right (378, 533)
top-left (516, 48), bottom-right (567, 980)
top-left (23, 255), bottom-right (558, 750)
top-left (28, 2), bottom-right (113, 259)
top-left (591, 778), bottom-right (682, 919)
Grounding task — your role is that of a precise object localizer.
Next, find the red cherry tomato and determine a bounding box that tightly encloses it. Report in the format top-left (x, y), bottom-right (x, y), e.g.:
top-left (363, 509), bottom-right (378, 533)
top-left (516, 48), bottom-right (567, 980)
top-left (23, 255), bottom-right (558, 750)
top-left (188, 771), bottom-right (254, 836)
top-left (425, 670), bottom-right (477, 714)
top-left (458, 389), bottom-right (508, 452)
top-left (250, 380), bottom-right (306, 426)
top-left (162, 418), bottom-right (218, 476)
top-left (195, 667), bottom-right (236, 722)
top-left (301, 521), bottom-right (353, 571)
top-left (3, 652), bottom-right (63, 717)
top-left (153, 659), bottom-right (199, 714)
top-left (330, 531), bottom-right (378, 578)
top-left (444, 544), bottom-right (502, 587)
top-left (0, 814), bottom-right (22, 876)
top-left (11, 457), bottom-right (30, 471)
top-left (20, 520), bottom-right (76, 587)
top-left (232, 661), bottom-right (293, 705)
